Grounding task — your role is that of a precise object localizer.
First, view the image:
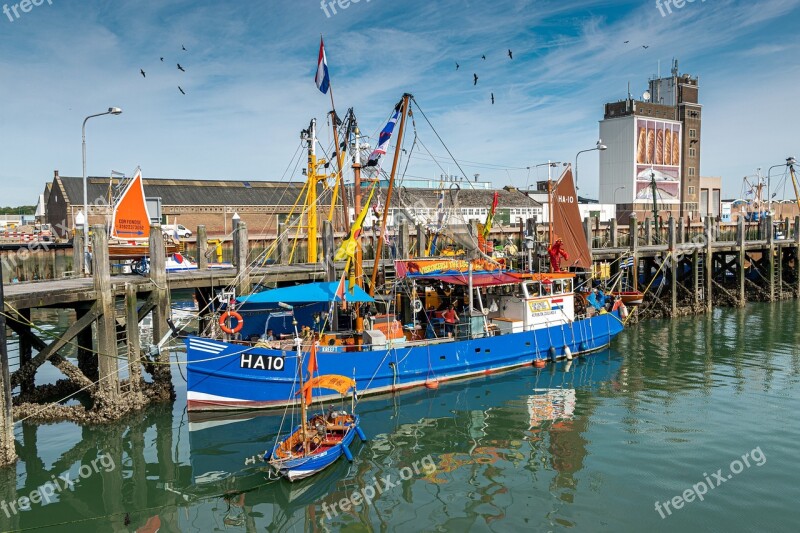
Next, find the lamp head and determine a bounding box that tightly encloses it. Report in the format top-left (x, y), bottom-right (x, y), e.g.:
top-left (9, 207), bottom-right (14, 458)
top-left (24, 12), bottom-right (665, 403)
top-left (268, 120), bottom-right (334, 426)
top-left (108, 107), bottom-right (122, 115)
top-left (597, 140), bottom-right (607, 150)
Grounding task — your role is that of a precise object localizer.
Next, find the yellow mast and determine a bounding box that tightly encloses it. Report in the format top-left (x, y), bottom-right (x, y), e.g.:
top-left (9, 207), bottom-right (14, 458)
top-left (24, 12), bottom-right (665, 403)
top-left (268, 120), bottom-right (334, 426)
top-left (305, 119), bottom-right (319, 264)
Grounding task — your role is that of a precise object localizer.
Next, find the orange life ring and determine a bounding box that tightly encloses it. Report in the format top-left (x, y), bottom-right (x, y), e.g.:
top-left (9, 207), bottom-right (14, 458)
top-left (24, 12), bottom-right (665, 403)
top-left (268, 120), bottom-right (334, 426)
top-left (219, 311), bottom-right (244, 334)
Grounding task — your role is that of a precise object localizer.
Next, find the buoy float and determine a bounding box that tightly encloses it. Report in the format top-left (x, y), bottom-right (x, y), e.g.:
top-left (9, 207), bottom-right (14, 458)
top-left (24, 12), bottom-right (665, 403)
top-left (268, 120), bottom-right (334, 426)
top-left (533, 359), bottom-right (546, 369)
top-left (343, 445), bottom-right (354, 462)
top-left (548, 346), bottom-right (557, 361)
top-left (355, 426), bottom-right (367, 442)
top-left (219, 310), bottom-right (244, 334)
top-left (579, 342), bottom-right (588, 352)
top-left (564, 346), bottom-right (573, 361)
top-left (425, 380), bottom-right (440, 390)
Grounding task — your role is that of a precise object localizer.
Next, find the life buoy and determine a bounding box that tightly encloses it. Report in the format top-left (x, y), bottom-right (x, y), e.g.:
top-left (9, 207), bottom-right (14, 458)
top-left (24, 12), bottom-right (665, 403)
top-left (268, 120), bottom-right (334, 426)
top-left (219, 311), bottom-right (244, 334)
top-left (412, 299), bottom-right (424, 313)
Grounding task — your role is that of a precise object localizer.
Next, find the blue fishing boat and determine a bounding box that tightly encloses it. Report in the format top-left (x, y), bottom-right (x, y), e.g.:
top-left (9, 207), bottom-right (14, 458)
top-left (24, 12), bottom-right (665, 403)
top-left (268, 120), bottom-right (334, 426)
top-left (183, 94), bottom-right (626, 411)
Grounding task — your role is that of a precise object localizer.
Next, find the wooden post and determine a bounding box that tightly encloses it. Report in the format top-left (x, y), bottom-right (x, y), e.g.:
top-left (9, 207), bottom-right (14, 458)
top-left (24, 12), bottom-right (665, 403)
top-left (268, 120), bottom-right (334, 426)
top-left (197, 225), bottom-right (208, 270)
top-left (610, 218), bottom-right (618, 248)
top-left (92, 225), bottom-right (120, 400)
top-left (73, 227), bottom-right (85, 277)
top-left (149, 225), bottom-right (173, 399)
top-left (644, 217), bottom-right (652, 246)
top-left (583, 217), bottom-right (592, 254)
top-left (692, 250), bottom-right (700, 307)
top-left (277, 222), bottom-right (289, 265)
top-left (125, 283), bottom-right (142, 392)
top-left (629, 214), bottom-right (638, 291)
top-left (0, 260), bottom-right (17, 467)
top-left (766, 214), bottom-right (775, 301)
top-left (704, 217), bottom-right (713, 311)
top-left (416, 223), bottom-right (426, 258)
top-left (235, 221), bottom-right (250, 296)
top-left (737, 215), bottom-right (746, 306)
top-left (16, 308), bottom-right (34, 395)
top-left (668, 216), bottom-right (677, 315)
top-left (678, 217), bottom-right (685, 245)
top-left (398, 221), bottom-right (409, 259)
top-left (795, 216), bottom-right (800, 299)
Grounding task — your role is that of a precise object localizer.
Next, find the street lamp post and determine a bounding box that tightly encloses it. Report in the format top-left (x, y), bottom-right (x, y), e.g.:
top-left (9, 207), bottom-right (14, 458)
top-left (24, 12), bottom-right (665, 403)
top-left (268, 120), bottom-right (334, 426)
top-left (767, 157), bottom-right (797, 214)
top-left (82, 107), bottom-right (122, 274)
top-left (614, 186), bottom-right (626, 204)
top-left (575, 140), bottom-right (607, 191)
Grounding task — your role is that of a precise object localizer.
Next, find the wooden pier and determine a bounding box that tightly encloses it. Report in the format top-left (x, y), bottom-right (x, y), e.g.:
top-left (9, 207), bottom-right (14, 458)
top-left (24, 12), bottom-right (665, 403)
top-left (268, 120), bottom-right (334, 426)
top-left (2, 215), bottom-right (799, 467)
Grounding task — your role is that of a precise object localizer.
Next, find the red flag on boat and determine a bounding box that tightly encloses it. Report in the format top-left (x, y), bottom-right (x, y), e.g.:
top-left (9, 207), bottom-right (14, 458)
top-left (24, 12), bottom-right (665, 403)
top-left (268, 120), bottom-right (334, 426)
top-left (334, 271), bottom-right (347, 301)
top-left (304, 343), bottom-right (319, 405)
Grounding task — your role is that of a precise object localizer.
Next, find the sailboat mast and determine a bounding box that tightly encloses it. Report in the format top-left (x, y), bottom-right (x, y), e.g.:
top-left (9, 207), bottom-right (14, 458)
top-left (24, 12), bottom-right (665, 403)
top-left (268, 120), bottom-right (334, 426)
top-left (369, 94), bottom-right (411, 296)
top-left (306, 119), bottom-right (319, 263)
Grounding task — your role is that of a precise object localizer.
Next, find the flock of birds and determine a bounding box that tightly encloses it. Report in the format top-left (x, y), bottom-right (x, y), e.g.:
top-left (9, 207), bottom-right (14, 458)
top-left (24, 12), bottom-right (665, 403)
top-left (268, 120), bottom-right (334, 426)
top-left (463, 42), bottom-right (650, 104)
top-left (139, 44), bottom-right (189, 95)
top-left (455, 48), bottom-right (513, 105)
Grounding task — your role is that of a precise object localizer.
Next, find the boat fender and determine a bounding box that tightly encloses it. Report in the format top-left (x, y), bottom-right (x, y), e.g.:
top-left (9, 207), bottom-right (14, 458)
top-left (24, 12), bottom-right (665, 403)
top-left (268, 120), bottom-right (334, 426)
top-left (355, 426), bottom-right (367, 442)
top-left (219, 311), bottom-right (244, 334)
top-left (564, 346), bottom-right (573, 361)
top-left (425, 380), bottom-right (440, 390)
top-left (533, 359), bottom-right (546, 369)
top-left (343, 445), bottom-right (354, 462)
top-left (263, 449), bottom-right (272, 461)
top-left (579, 342), bottom-right (588, 352)
top-left (548, 346), bottom-right (557, 361)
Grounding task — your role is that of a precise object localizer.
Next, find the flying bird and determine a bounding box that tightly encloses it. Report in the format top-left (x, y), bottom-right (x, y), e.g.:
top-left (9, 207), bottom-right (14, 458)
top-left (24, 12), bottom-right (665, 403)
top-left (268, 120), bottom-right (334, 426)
top-left (508, 49), bottom-right (513, 59)
top-left (140, 69), bottom-right (146, 78)
top-left (177, 63), bottom-right (185, 72)
top-left (178, 86), bottom-right (185, 95)
top-left (182, 44), bottom-right (187, 51)
top-left (456, 62), bottom-right (460, 70)
top-left (491, 93), bottom-right (494, 104)
top-left (642, 45), bottom-right (649, 49)
top-left (482, 54), bottom-right (486, 60)
top-left (624, 40), bottom-right (630, 43)
top-left (473, 73), bottom-right (478, 85)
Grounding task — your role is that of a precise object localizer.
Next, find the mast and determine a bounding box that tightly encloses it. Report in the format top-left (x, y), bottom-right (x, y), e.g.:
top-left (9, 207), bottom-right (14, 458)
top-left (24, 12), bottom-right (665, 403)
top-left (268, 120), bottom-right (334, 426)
top-left (650, 170), bottom-right (658, 227)
top-left (328, 110), bottom-right (349, 232)
top-left (548, 176), bottom-right (553, 246)
top-left (305, 119), bottom-right (319, 263)
top-left (790, 160), bottom-right (800, 212)
top-left (369, 94), bottom-right (411, 296)
top-left (353, 124), bottom-right (365, 338)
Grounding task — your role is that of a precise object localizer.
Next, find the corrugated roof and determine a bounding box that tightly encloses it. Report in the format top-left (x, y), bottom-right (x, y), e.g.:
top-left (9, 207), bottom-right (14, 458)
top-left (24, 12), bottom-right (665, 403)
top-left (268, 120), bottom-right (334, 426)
top-left (390, 186), bottom-right (542, 209)
top-left (56, 176), bottom-right (309, 207)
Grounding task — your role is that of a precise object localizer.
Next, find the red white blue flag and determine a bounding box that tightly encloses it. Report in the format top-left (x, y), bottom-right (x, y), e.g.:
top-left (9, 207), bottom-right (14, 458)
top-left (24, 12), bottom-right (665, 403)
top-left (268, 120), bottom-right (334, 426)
top-left (366, 103), bottom-right (402, 167)
top-left (315, 37), bottom-right (330, 94)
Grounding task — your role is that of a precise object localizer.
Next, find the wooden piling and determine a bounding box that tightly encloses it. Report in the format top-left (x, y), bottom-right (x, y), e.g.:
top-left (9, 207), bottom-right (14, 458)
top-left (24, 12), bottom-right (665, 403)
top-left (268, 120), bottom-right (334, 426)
top-left (678, 217), bottom-right (685, 245)
top-left (610, 218), bottom-right (618, 248)
top-left (583, 217), bottom-right (592, 253)
top-left (148, 225), bottom-right (173, 399)
top-left (0, 260), bottom-right (17, 467)
top-left (416, 223), bottom-right (426, 258)
top-left (629, 214), bottom-right (638, 291)
top-left (125, 283), bottom-right (142, 391)
top-left (278, 222), bottom-right (289, 265)
top-left (767, 214), bottom-right (775, 301)
top-left (737, 216), bottom-right (746, 306)
top-left (704, 217), bottom-right (713, 311)
top-left (92, 225), bottom-right (120, 401)
top-left (17, 308), bottom-right (34, 395)
top-left (197, 225), bottom-right (208, 270)
top-left (73, 227), bottom-right (85, 277)
top-left (235, 221), bottom-right (250, 296)
top-left (398, 221), bottom-right (409, 259)
top-left (668, 216), bottom-right (677, 315)
top-left (644, 217), bottom-right (652, 246)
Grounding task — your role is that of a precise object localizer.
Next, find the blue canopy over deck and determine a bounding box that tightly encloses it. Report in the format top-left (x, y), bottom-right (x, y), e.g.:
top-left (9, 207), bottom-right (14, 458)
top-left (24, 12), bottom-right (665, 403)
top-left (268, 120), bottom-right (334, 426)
top-left (237, 281), bottom-right (375, 305)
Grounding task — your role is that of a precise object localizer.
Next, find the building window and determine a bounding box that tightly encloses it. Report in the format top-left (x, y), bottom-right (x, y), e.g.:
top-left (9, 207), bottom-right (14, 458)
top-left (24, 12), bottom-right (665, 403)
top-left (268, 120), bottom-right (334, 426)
top-left (688, 147), bottom-right (696, 158)
top-left (688, 186), bottom-right (696, 195)
top-left (689, 129), bottom-right (697, 139)
top-left (688, 167), bottom-right (696, 177)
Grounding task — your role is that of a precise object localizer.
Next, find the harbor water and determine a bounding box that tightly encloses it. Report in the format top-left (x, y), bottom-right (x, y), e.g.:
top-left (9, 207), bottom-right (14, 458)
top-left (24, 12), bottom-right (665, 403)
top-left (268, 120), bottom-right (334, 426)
top-left (2, 299), bottom-right (800, 531)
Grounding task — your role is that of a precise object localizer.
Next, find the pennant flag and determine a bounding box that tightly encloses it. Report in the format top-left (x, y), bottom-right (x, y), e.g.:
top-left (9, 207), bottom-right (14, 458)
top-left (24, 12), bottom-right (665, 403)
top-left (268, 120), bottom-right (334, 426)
top-left (482, 191), bottom-right (500, 238)
top-left (366, 103), bottom-right (402, 167)
top-left (335, 184), bottom-right (377, 261)
top-left (315, 37), bottom-right (330, 94)
top-left (335, 270), bottom-right (347, 301)
top-left (304, 343), bottom-right (319, 405)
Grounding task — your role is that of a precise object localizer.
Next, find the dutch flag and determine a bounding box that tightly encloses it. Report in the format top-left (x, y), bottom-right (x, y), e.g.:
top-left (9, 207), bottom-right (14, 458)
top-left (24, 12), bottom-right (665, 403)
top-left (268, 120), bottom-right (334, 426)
top-left (315, 37), bottom-right (330, 94)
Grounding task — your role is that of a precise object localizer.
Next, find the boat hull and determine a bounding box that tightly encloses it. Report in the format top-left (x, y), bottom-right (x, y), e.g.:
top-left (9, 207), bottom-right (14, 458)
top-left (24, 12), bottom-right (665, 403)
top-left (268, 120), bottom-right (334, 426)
top-left (185, 312), bottom-right (624, 411)
top-left (268, 416), bottom-right (360, 482)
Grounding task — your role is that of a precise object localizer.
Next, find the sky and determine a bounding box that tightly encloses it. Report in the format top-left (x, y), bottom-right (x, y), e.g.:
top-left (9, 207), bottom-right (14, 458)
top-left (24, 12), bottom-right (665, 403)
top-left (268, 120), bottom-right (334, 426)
top-left (1, 0), bottom-right (799, 207)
